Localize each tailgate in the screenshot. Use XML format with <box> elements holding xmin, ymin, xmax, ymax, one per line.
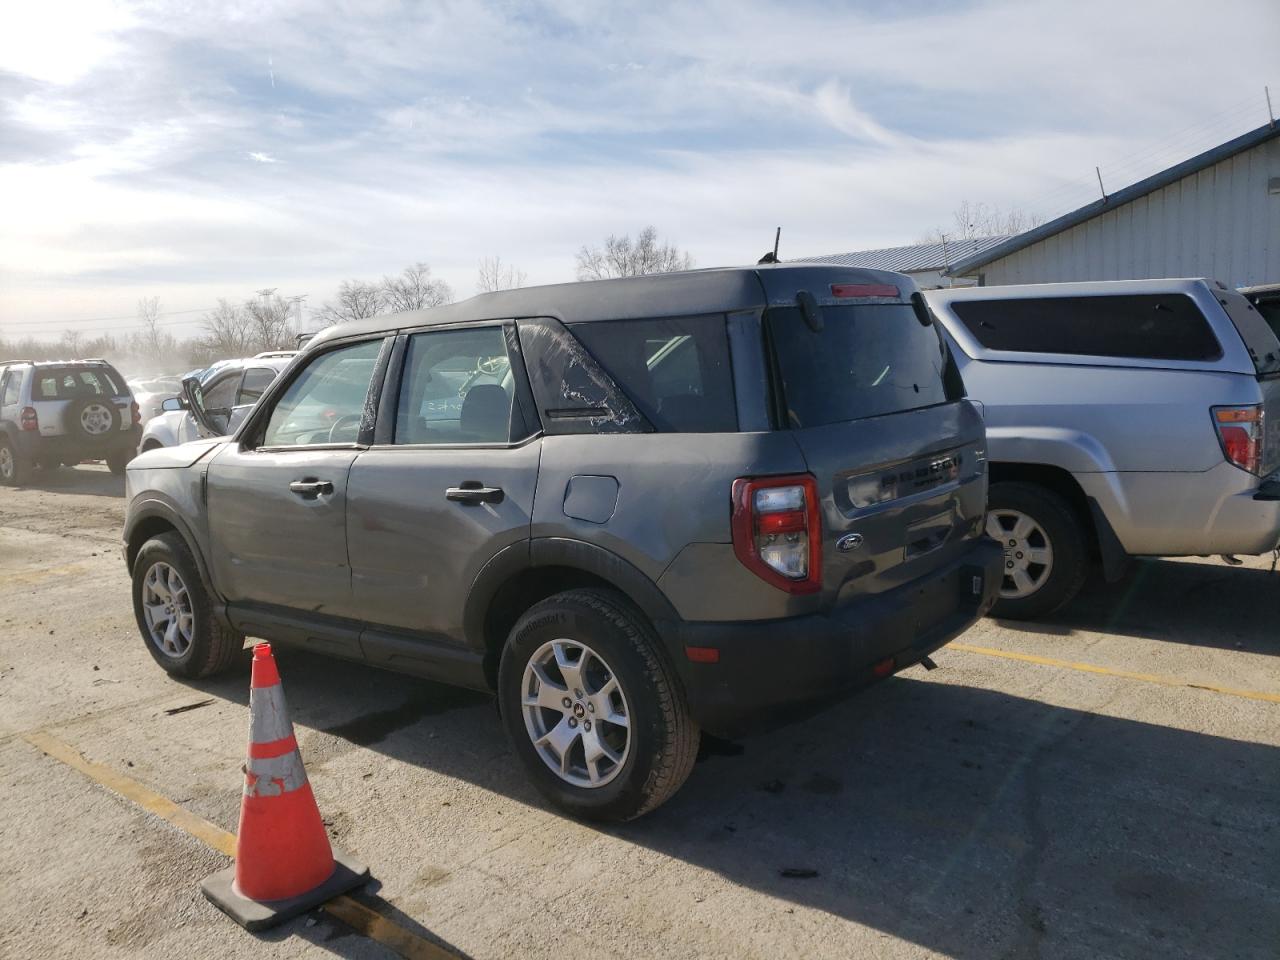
<box><xmin>791</xmin><ymin>403</ymin><xmax>988</xmax><ymax>604</ymax></box>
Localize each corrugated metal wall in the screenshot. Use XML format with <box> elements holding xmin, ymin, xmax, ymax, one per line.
<box><xmin>977</xmin><ymin>137</ymin><xmax>1280</xmax><ymax>287</ymax></box>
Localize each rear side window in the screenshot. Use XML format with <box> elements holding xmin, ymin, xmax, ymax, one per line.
<box><xmin>569</xmin><ymin>315</ymin><xmax>737</xmax><ymax>432</ymax></box>
<box><xmin>766</xmin><ymin>304</ymin><xmax>952</xmax><ymax>428</ymax></box>
<box><xmin>238</xmin><ymin>367</ymin><xmax>276</xmax><ymax>405</ymax></box>
<box><xmin>951</xmin><ymin>294</ymin><xmax>1222</xmax><ymax>361</ymax></box>
<box><xmin>1</xmin><ymin>374</ymin><xmax>19</xmax><ymax>406</ymax></box>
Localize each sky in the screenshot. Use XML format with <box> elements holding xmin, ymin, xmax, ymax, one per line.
<box><xmin>0</xmin><ymin>0</ymin><xmax>1277</xmax><ymax>340</ymax></box>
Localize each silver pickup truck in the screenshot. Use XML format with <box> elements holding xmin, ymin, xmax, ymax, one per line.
<box><xmin>927</xmin><ymin>278</ymin><xmax>1280</xmax><ymax>619</ymax></box>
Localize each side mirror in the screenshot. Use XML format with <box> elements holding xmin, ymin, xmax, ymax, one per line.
<box><xmin>161</xmin><ymin>397</ymin><xmax>185</xmax><ymax>412</ymax></box>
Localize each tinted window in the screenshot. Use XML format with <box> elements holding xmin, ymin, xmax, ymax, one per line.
<box><xmin>951</xmin><ymin>294</ymin><xmax>1221</xmax><ymax>361</ymax></box>
<box><xmin>238</xmin><ymin>367</ymin><xmax>276</xmax><ymax>406</ymax></box>
<box><xmin>766</xmin><ymin>304</ymin><xmax>952</xmax><ymax>428</ymax></box>
<box><xmin>395</xmin><ymin>327</ymin><xmax>517</xmax><ymax>444</ymax></box>
<box><xmin>261</xmin><ymin>339</ymin><xmax>382</xmax><ymax>447</ymax></box>
<box><xmin>570</xmin><ymin>315</ymin><xmax>737</xmax><ymax>433</ymax></box>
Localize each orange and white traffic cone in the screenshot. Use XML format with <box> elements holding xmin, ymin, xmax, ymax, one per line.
<box><xmin>201</xmin><ymin>643</ymin><xmax>369</xmax><ymax>931</ymax></box>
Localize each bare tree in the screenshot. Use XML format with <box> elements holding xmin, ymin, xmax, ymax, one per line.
<box><xmin>199</xmin><ymin>299</ymin><xmax>254</xmax><ymax>358</ymax></box>
<box><xmin>918</xmin><ymin>202</ymin><xmax>1044</xmax><ymax>244</ymax></box>
<box><xmin>130</xmin><ymin>296</ymin><xmax>178</xmax><ymax>364</ymax></box>
<box><xmin>315</xmin><ymin>280</ymin><xmax>384</xmax><ymax>325</ymax></box>
<box><xmin>576</xmin><ymin>226</ymin><xmax>694</xmax><ymax>281</ymax></box>
<box><xmin>476</xmin><ymin>256</ymin><xmax>528</xmax><ymax>294</ymax></box>
<box><xmin>381</xmin><ymin>262</ymin><xmax>453</xmax><ymax>313</ymax></box>
<box><xmin>245</xmin><ymin>291</ymin><xmax>295</xmax><ymax>352</ymax></box>
<box><xmin>60</xmin><ymin>329</ymin><xmax>85</xmax><ymax>354</ymax></box>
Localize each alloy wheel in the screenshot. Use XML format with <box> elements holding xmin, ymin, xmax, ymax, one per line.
<box><xmin>987</xmin><ymin>509</ymin><xmax>1054</xmax><ymax>599</ymax></box>
<box><xmin>141</xmin><ymin>561</ymin><xmax>195</xmax><ymax>658</ymax></box>
<box><xmin>521</xmin><ymin>638</ymin><xmax>631</xmax><ymax>788</ymax></box>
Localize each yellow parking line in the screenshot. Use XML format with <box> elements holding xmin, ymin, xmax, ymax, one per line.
<box><xmin>22</xmin><ymin>730</ymin><xmax>462</xmax><ymax>960</ymax></box>
<box><xmin>949</xmin><ymin>642</ymin><xmax>1280</xmax><ymax>705</ymax></box>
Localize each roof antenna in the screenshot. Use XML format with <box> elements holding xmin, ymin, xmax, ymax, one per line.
<box><xmin>757</xmin><ymin>226</ymin><xmax>781</xmax><ymax>264</ymax></box>
<box><xmin>1095</xmin><ymin>166</ymin><xmax>1108</xmax><ymax>203</ymax></box>
<box><xmin>1267</xmin><ymin>85</ymin><xmax>1276</xmax><ymax>129</ymax></box>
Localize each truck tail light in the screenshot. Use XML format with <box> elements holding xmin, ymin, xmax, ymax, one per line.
<box><xmin>19</xmin><ymin>406</ymin><xmax>38</xmax><ymax>432</ymax></box>
<box><xmin>1213</xmin><ymin>405</ymin><xmax>1263</xmax><ymax>474</ymax></box>
<box><xmin>731</xmin><ymin>474</ymin><xmax>822</xmax><ymax>594</ymax></box>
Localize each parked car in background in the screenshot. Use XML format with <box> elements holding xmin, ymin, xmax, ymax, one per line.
<box><xmin>123</xmin><ymin>265</ymin><xmax>1002</xmax><ymax>821</ymax></box>
<box><xmin>0</xmin><ymin>358</ymin><xmax>140</xmax><ymax>484</ymax></box>
<box><xmin>138</xmin><ymin>353</ymin><xmax>294</xmax><ymax>451</ymax></box>
<box><xmin>926</xmin><ymin>278</ymin><xmax>1280</xmax><ymax>619</ymax></box>
<box><xmin>127</xmin><ymin>376</ymin><xmax>183</xmax><ymax>426</ymax></box>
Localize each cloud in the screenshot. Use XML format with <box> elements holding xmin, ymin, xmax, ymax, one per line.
<box><xmin>1</xmin><ymin>0</ymin><xmax>1277</xmax><ymax>334</ymax></box>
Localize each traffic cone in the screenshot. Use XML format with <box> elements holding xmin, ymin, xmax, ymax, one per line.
<box><xmin>201</xmin><ymin>643</ymin><xmax>369</xmax><ymax>931</ymax></box>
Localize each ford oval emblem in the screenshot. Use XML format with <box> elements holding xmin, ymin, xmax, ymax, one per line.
<box><xmin>836</xmin><ymin>532</ymin><xmax>864</xmax><ymax>552</ymax></box>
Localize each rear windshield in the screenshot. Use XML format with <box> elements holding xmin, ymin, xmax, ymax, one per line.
<box><xmin>765</xmin><ymin>304</ymin><xmax>953</xmax><ymax>428</ymax></box>
<box><xmin>1218</xmin><ymin>290</ymin><xmax>1280</xmax><ymax>376</ymax></box>
<box><xmin>569</xmin><ymin>315</ymin><xmax>737</xmax><ymax>432</ymax></box>
<box><xmin>950</xmin><ymin>294</ymin><xmax>1222</xmax><ymax>361</ymax></box>
<box><xmin>34</xmin><ymin>366</ymin><xmax>123</xmax><ymax>400</ymax></box>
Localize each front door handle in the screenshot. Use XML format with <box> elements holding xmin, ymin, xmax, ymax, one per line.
<box><xmin>289</xmin><ymin>479</ymin><xmax>334</xmax><ymax>498</ymax></box>
<box><xmin>446</xmin><ymin>481</ymin><xmax>504</xmax><ymax>505</ymax></box>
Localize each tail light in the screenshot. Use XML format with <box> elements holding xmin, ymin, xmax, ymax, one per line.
<box><xmin>19</xmin><ymin>406</ymin><xmax>38</xmax><ymax>432</ymax></box>
<box><xmin>731</xmin><ymin>474</ymin><xmax>822</xmax><ymax>594</ymax></box>
<box><xmin>1213</xmin><ymin>405</ymin><xmax>1263</xmax><ymax>474</ymax></box>
<box><xmin>130</xmin><ymin>401</ymin><xmax>141</xmax><ymax>425</ymax></box>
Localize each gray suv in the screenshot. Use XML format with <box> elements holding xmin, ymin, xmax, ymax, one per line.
<box><xmin>123</xmin><ymin>265</ymin><xmax>1002</xmax><ymax>820</ymax></box>
<box><xmin>926</xmin><ymin>279</ymin><xmax>1280</xmax><ymax>619</ymax></box>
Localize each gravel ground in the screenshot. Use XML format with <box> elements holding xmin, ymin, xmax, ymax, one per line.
<box><xmin>1</xmin><ymin>464</ymin><xmax>1277</xmax><ymax>959</ymax></box>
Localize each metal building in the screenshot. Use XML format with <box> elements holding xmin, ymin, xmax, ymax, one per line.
<box><xmin>795</xmin><ymin>236</ymin><xmax>1011</xmax><ymax>289</ymax></box>
<box><xmin>949</xmin><ymin>122</ymin><xmax>1280</xmax><ymax>288</ymax></box>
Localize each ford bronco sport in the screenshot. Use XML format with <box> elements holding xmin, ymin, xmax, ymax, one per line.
<box><xmin>0</xmin><ymin>358</ymin><xmax>140</xmax><ymax>484</ymax></box>
<box><xmin>124</xmin><ymin>265</ymin><xmax>1001</xmax><ymax>820</ymax></box>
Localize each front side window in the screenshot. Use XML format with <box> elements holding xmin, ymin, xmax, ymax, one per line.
<box><xmin>951</xmin><ymin>294</ymin><xmax>1222</xmax><ymax>361</ymax></box>
<box><xmin>261</xmin><ymin>339</ymin><xmax>383</xmax><ymax>447</ymax></box>
<box><xmin>395</xmin><ymin>327</ymin><xmax>518</xmax><ymax>444</ymax></box>
<box><xmin>202</xmin><ymin>372</ymin><xmax>240</xmax><ymax>412</ymax></box>
<box><xmin>569</xmin><ymin>315</ymin><xmax>737</xmax><ymax>433</ymax></box>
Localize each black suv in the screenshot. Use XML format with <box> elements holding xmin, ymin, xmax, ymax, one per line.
<box><xmin>125</xmin><ymin>265</ymin><xmax>1001</xmax><ymax>820</ymax></box>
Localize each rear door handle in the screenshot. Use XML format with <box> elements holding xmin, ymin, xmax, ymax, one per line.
<box><xmin>446</xmin><ymin>482</ymin><xmax>504</xmax><ymax>505</ymax></box>
<box><xmin>289</xmin><ymin>479</ymin><xmax>334</xmax><ymax>498</ymax></box>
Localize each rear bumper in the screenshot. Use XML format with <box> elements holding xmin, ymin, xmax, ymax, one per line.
<box><xmin>672</xmin><ymin>537</ymin><xmax>1003</xmax><ymax>736</ymax></box>
<box><xmin>13</xmin><ymin>426</ymin><xmax>140</xmax><ymax>461</ymax></box>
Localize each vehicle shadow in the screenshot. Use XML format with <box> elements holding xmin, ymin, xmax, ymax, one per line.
<box><xmin>997</xmin><ymin>557</ymin><xmax>1280</xmax><ymax>655</ymax></box>
<box><xmin>16</xmin><ymin>463</ymin><xmax>125</xmax><ymax>499</ymax></box>
<box><xmin>189</xmin><ymin>650</ymin><xmax>1280</xmax><ymax>960</ymax></box>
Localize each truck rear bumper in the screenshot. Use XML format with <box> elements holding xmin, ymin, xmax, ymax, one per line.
<box><xmin>671</xmin><ymin>537</ymin><xmax>1003</xmax><ymax>736</ymax></box>
<box><xmin>14</xmin><ymin>426</ymin><xmax>140</xmax><ymax>462</ymax></box>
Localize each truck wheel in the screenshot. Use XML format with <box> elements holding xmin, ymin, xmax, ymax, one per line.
<box><xmin>986</xmin><ymin>482</ymin><xmax>1089</xmax><ymax>620</ymax></box>
<box><xmin>132</xmin><ymin>532</ymin><xmax>245</xmax><ymax>678</ymax></box>
<box><xmin>498</xmin><ymin>589</ymin><xmax>700</xmax><ymax>822</ymax></box>
<box><xmin>107</xmin><ymin>447</ymin><xmax>133</xmax><ymax>475</ymax></box>
<box><xmin>0</xmin><ymin>438</ymin><xmax>31</xmax><ymax>486</ymax></box>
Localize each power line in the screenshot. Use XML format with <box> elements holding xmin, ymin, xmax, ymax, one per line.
<box><xmin>0</xmin><ymin>305</ymin><xmax>217</xmax><ymax>330</ymax></box>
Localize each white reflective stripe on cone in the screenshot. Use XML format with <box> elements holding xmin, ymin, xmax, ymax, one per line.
<box><xmin>248</xmin><ymin>682</ymin><xmax>294</xmax><ymax>745</ymax></box>
<box><xmin>243</xmin><ymin>750</ymin><xmax>308</xmax><ymax>797</ymax></box>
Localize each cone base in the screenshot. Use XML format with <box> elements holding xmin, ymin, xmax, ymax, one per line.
<box><xmin>201</xmin><ymin>847</ymin><xmax>370</xmax><ymax>932</ymax></box>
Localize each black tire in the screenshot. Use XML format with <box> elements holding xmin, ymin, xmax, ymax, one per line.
<box><xmin>132</xmin><ymin>532</ymin><xmax>245</xmax><ymax>678</ymax></box>
<box><xmin>987</xmin><ymin>481</ymin><xmax>1090</xmax><ymax>620</ymax></box>
<box><xmin>107</xmin><ymin>447</ymin><xmax>133</xmax><ymax>475</ymax></box>
<box><xmin>62</xmin><ymin>395</ymin><xmax>121</xmax><ymax>441</ymax></box>
<box><xmin>0</xmin><ymin>436</ymin><xmax>31</xmax><ymax>486</ymax></box>
<box><xmin>498</xmin><ymin>588</ymin><xmax>700</xmax><ymax>822</ymax></box>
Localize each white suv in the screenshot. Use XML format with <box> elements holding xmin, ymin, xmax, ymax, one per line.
<box><xmin>0</xmin><ymin>359</ymin><xmax>140</xmax><ymax>485</ymax></box>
